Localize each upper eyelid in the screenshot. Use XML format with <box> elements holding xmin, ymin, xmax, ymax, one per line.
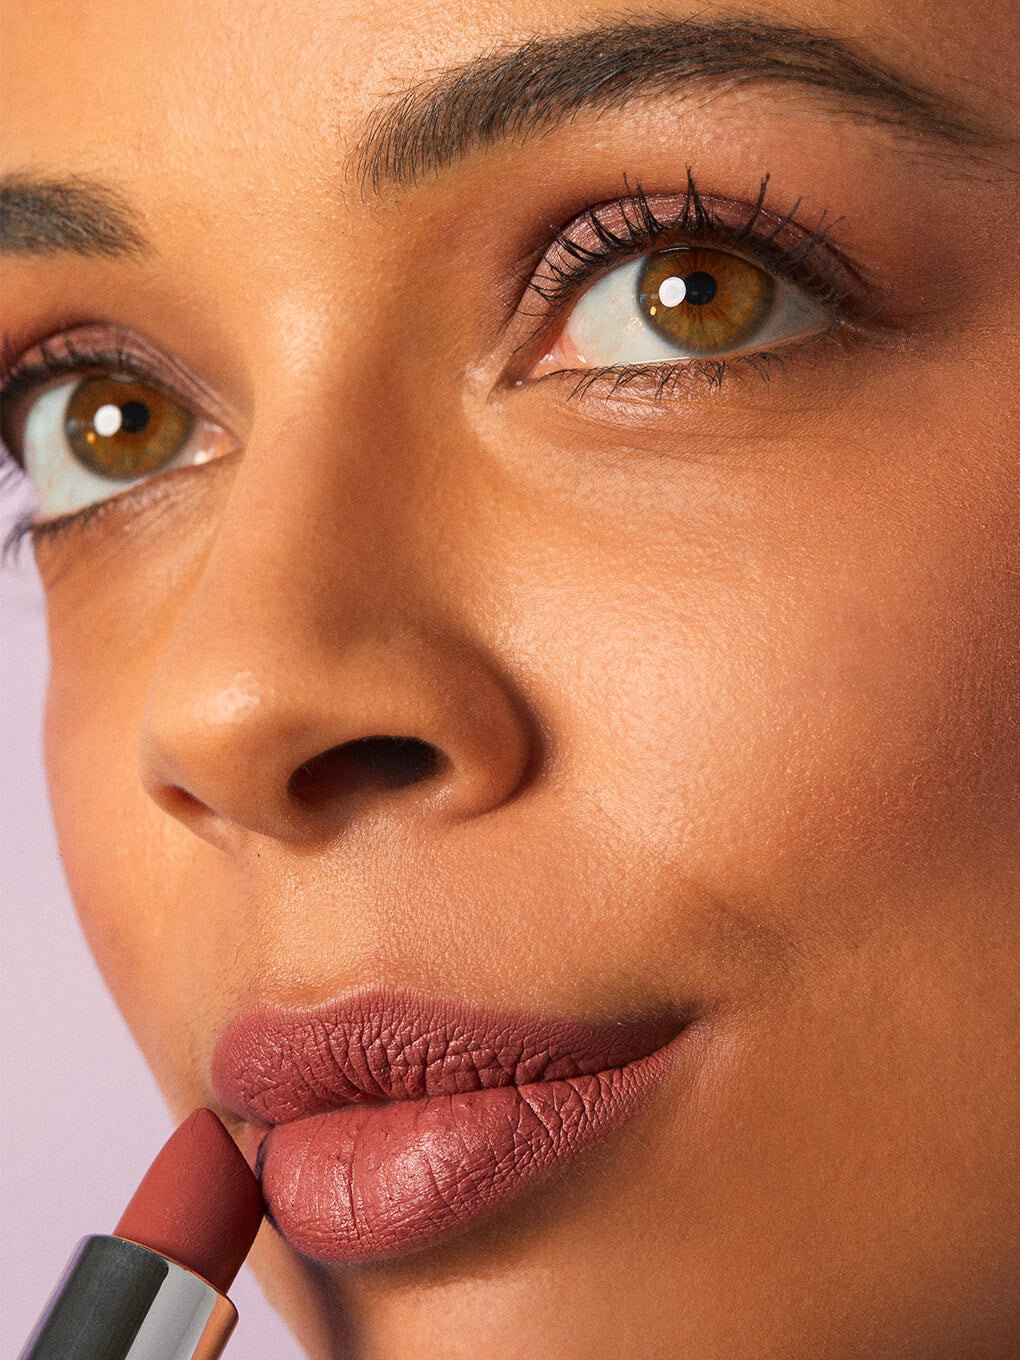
<box><xmin>521</xmin><ymin>182</ymin><xmax>881</xmax><ymax>325</ymax></box>
<box><xmin>493</xmin><ymin>180</ymin><xmax>896</xmax><ymax>404</ymax></box>
<box><xmin>0</xmin><ymin>326</ymin><xmax>244</xmax><ymax>446</ymax></box>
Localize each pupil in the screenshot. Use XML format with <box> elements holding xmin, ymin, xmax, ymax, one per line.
<box><xmin>119</xmin><ymin>400</ymin><xmax>150</xmax><ymax>433</ymax></box>
<box><xmin>683</xmin><ymin>271</ymin><xmax>717</xmax><ymax>307</ymax></box>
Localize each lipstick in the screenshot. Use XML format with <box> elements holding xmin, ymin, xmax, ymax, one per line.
<box><xmin>19</xmin><ymin>1108</ymin><xmax>263</xmax><ymax>1360</ymax></box>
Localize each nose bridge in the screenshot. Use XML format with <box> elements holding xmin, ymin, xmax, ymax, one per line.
<box><xmin>138</xmin><ymin>398</ymin><xmax>534</xmax><ymax>846</ymax></box>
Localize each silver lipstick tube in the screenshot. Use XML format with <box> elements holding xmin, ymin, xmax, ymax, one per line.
<box><xmin>19</xmin><ymin>1235</ymin><xmax>238</xmax><ymax>1360</ymax></box>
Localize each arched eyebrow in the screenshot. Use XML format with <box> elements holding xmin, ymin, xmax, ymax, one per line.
<box><xmin>0</xmin><ymin>14</ymin><xmax>1002</xmax><ymax>260</ymax></box>
<box><xmin>353</xmin><ymin>13</ymin><xmax>998</xmax><ymax>193</ymax></box>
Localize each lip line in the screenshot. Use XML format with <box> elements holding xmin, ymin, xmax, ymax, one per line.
<box><xmin>211</xmin><ymin>984</ymin><xmax>693</xmax><ymax>1127</ymax></box>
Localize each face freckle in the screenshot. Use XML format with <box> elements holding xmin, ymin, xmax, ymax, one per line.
<box><xmin>4</xmin><ymin>0</ymin><xmax>1020</xmax><ymax>1355</ymax></box>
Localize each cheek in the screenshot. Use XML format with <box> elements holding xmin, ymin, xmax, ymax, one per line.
<box><xmin>752</xmin><ymin>495</ymin><xmax>1019</xmax><ymax>908</ymax></box>
<box><xmin>44</xmin><ymin>658</ymin><xmax>152</xmax><ymax>987</ymax></box>
<box><xmin>37</xmin><ymin>474</ymin><xmax>231</xmax><ymax>1052</ymax></box>
<box><xmin>529</xmin><ymin>455</ymin><xmax>1019</xmax><ymax>930</ymax></box>
<box><xmin>704</xmin><ymin>576</ymin><xmax>1013</xmax><ymax>927</ymax></box>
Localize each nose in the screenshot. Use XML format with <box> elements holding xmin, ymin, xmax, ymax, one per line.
<box><xmin>137</xmin><ymin>427</ymin><xmax>535</xmax><ymax>849</ymax></box>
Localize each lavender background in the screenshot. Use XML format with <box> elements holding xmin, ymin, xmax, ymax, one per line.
<box><xmin>0</xmin><ymin>476</ymin><xmax>303</xmax><ymax>1358</ymax></box>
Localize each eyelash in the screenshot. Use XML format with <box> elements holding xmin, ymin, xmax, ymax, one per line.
<box><xmin>0</xmin><ymin>171</ymin><xmax>869</xmax><ymax>554</ymax></box>
<box><xmin>518</xmin><ymin>169</ymin><xmax>865</xmax><ymax>398</ymax></box>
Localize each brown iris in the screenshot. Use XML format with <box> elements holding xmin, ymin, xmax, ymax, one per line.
<box><xmin>65</xmin><ymin>375</ymin><xmax>194</xmax><ymax>480</ymax></box>
<box><xmin>637</xmin><ymin>247</ymin><xmax>774</xmax><ymax>355</ymax></box>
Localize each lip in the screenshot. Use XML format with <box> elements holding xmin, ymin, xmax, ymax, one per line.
<box><xmin>211</xmin><ymin>987</ymin><xmax>691</xmax><ymax>1262</ymax></box>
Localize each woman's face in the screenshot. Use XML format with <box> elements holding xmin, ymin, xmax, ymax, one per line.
<box><xmin>3</xmin><ymin>0</ymin><xmax>1018</xmax><ymax>1354</ymax></box>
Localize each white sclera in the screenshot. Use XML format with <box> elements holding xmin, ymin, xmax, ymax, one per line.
<box><xmin>23</xmin><ymin>382</ymin><xmax>131</xmax><ymax>513</ymax></box>
<box><xmin>565</xmin><ymin>259</ymin><xmax>685</xmax><ymax>365</ymax></box>
<box><xmin>92</xmin><ymin>403</ymin><xmax>124</xmax><ymax>437</ymax></box>
<box><xmin>657</xmin><ymin>276</ymin><xmax>687</xmax><ymax>308</ymax></box>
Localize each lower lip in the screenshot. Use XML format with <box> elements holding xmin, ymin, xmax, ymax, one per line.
<box><xmin>254</xmin><ymin>1038</ymin><xmax>681</xmax><ymax>1262</ymax></box>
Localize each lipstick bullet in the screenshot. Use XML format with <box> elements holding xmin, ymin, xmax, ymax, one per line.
<box><xmin>19</xmin><ymin>1108</ymin><xmax>263</xmax><ymax>1360</ymax></box>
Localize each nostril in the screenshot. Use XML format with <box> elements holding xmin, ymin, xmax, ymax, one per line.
<box><xmin>343</xmin><ymin>736</ymin><xmax>443</xmax><ymax>789</ymax></box>
<box><xmin>288</xmin><ymin>736</ymin><xmax>444</xmax><ymax>804</ymax></box>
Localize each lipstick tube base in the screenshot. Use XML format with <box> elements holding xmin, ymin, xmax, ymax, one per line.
<box><xmin>19</xmin><ymin>1235</ymin><xmax>238</xmax><ymax>1360</ymax></box>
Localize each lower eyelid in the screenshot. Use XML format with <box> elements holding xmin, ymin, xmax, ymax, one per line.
<box><xmin>528</xmin><ymin>320</ymin><xmax>853</xmax><ymax>407</ymax></box>
<box><xmin>24</xmin><ymin>448</ymin><xmax>234</xmax><ymax>547</ymax></box>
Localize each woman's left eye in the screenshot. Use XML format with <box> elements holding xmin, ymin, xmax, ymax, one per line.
<box><xmin>5</xmin><ymin>370</ymin><xmax>233</xmax><ymax>520</ymax></box>
<box><xmin>532</xmin><ymin>245</ymin><xmax>829</xmax><ymax>374</ymax></box>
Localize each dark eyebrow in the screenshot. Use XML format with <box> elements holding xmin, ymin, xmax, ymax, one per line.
<box><xmin>354</xmin><ymin>13</ymin><xmax>995</xmax><ymax>192</ymax></box>
<box><xmin>0</xmin><ymin>173</ymin><xmax>150</xmax><ymax>259</ymax></box>
<box><xmin>0</xmin><ymin>17</ymin><xmax>997</xmax><ymax>259</ymax></box>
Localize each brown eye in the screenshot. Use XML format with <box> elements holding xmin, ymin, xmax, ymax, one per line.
<box><xmin>637</xmin><ymin>247</ymin><xmax>775</xmax><ymax>356</ymax></box>
<box><xmin>65</xmin><ymin>375</ymin><xmax>195</xmax><ymax>480</ymax></box>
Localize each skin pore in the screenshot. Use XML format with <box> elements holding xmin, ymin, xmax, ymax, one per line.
<box><xmin>2</xmin><ymin>0</ymin><xmax>1018</xmax><ymax>1355</ymax></box>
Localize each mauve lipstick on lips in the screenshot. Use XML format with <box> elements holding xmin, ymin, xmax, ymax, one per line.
<box><xmin>212</xmin><ymin>988</ymin><xmax>688</xmax><ymax>1262</ymax></box>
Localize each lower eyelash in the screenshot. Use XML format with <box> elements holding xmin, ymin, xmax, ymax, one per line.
<box><xmin>1</xmin><ymin>511</ymin><xmax>37</xmax><ymax>567</ymax></box>
<box><xmin>536</xmin><ymin>323</ymin><xmax>846</xmax><ymax>403</ymax></box>
<box><xmin>0</xmin><ymin>449</ymin><xmax>37</xmax><ymax>566</ymax></box>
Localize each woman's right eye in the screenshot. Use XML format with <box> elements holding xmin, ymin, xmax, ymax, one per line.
<box><xmin>3</xmin><ymin>370</ymin><xmax>233</xmax><ymax>521</ymax></box>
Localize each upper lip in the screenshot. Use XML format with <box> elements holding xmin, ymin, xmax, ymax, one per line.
<box><xmin>211</xmin><ymin>986</ymin><xmax>688</xmax><ymax>1126</ymax></box>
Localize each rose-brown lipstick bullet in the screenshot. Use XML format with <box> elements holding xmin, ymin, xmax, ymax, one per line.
<box><xmin>19</xmin><ymin>1108</ymin><xmax>263</xmax><ymax>1360</ymax></box>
